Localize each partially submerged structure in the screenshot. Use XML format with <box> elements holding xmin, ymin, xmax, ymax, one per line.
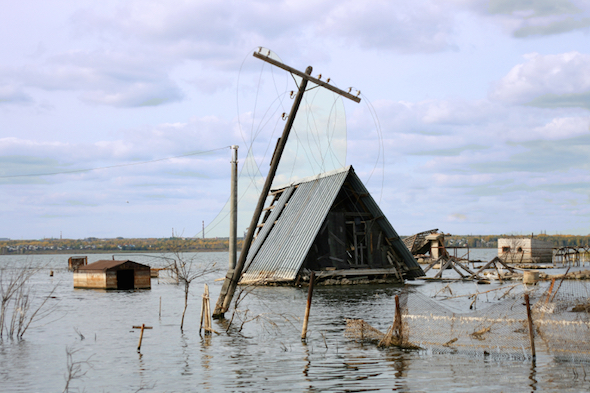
<box><xmin>74</xmin><ymin>260</ymin><xmax>151</xmax><ymax>290</ymax></box>
<box><xmin>402</xmin><ymin>229</ymin><xmax>439</xmax><ymax>257</ymax></box>
<box><xmin>498</xmin><ymin>237</ymin><xmax>553</xmax><ymax>264</ymax></box>
<box><xmin>68</xmin><ymin>256</ymin><xmax>87</xmax><ymax>271</ymax></box>
<box><xmin>240</xmin><ymin>166</ymin><xmax>424</xmax><ymax>285</ymax></box>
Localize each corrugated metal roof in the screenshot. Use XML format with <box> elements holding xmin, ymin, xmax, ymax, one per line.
<box><xmin>241</xmin><ymin>167</ymin><xmax>349</xmax><ymax>283</ymax></box>
<box><xmin>77</xmin><ymin>260</ymin><xmax>149</xmax><ymax>272</ymax></box>
<box><xmin>241</xmin><ymin>166</ymin><xmax>423</xmax><ymax>283</ymax></box>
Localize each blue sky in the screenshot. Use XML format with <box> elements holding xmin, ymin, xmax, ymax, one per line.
<box><xmin>1</xmin><ymin>0</ymin><xmax>590</xmax><ymax>239</ymax></box>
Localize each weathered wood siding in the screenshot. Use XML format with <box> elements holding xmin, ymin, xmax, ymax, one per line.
<box><xmin>134</xmin><ymin>270</ymin><xmax>151</xmax><ymax>289</ymax></box>
<box><xmin>73</xmin><ymin>272</ymin><xmax>108</xmax><ymax>289</ymax></box>
<box><xmin>106</xmin><ymin>271</ymin><xmax>118</xmax><ymax>289</ymax></box>
<box><xmin>74</xmin><ymin>267</ymin><xmax>151</xmax><ymax>289</ymax></box>
<box><xmin>498</xmin><ymin>238</ymin><xmax>553</xmax><ymax>264</ymax></box>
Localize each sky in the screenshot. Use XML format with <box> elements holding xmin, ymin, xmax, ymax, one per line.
<box><xmin>1</xmin><ymin>0</ymin><xmax>590</xmax><ymax>240</ymax></box>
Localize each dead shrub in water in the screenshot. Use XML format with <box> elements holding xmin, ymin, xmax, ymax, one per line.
<box><xmin>0</xmin><ymin>263</ymin><xmax>58</xmax><ymax>340</ymax></box>
<box><xmin>160</xmin><ymin>238</ymin><xmax>220</xmax><ymax>331</ymax></box>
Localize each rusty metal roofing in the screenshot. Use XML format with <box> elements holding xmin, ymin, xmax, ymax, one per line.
<box><xmin>240</xmin><ymin>166</ymin><xmax>423</xmax><ymax>284</ymax></box>
<box><xmin>76</xmin><ymin>260</ymin><xmax>149</xmax><ymax>272</ymax></box>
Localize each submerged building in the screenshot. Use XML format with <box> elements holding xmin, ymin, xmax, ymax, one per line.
<box><xmin>498</xmin><ymin>237</ymin><xmax>553</xmax><ymax>264</ymax></box>
<box><xmin>240</xmin><ymin>166</ymin><xmax>424</xmax><ymax>285</ymax></box>
<box><xmin>74</xmin><ymin>260</ymin><xmax>151</xmax><ymax>289</ymax></box>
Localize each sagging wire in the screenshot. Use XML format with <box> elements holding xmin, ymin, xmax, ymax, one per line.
<box><xmin>358</xmin><ymin>92</ymin><xmax>386</xmax><ymax>205</ymax></box>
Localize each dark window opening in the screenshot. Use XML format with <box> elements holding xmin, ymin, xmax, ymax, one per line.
<box><xmin>502</xmin><ymin>246</ymin><xmax>511</xmax><ymax>253</ymax></box>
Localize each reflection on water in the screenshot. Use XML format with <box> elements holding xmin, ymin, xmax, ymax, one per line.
<box><xmin>0</xmin><ymin>251</ymin><xmax>588</xmax><ymax>392</ymax></box>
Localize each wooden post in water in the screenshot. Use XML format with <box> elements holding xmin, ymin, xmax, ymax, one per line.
<box><xmin>132</xmin><ymin>324</ymin><xmax>153</xmax><ymax>351</ymax></box>
<box><xmin>524</xmin><ymin>293</ymin><xmax>536</xmax><ymax>360</ymax></box>
<box><xmin>200</xmin><ymin>284</ymin><xmax>215</xmax><ymax>335</ymax></box>
<box><xmin>301</xmin><ymin>272</ymin><xmax>315</xmax><ymax>340</ymax></box>
<box><xmin>394</xmin><ymin>295</ymin><xmax>402</xmax><ymax>344</ymax></box>
<box><xmin>212</xmin><ymin>49</ymin><xmax>360</xmax><ymax>319</ymax></box>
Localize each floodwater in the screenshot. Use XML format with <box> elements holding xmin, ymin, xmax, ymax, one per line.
<box><xmin>0</xmin><ymin>250</ymin><xmax>589</xmax><ymax>392</ymax></box>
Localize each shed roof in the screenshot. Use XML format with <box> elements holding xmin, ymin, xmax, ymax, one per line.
<box><xmin>241</xmin><ymin>166</ymin><xmax>423</xmax><ymax>283</ymax></box>
<box><xmin>76</xmin><ymin>260</ymin><xmax>149</xmax><ymax>272</ymax></box>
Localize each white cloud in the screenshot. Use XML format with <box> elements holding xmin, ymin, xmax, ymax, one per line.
<box><xmin>490</xmin><ymin>52</ymin><xmax>590</xmax><ymax>106</ymax></box>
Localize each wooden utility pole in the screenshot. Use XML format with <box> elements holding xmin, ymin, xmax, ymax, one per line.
<box><xmin>212</xmin><ymin>49</ymin><xmax>361</xmax><ymax>319</ymax></box>
<box><xmin>229</xmin><ymin>145</ymin><xmax>238</xmax><ymax>270</ymax></box>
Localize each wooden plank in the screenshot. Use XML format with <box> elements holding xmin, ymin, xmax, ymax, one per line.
<box><xmin>253</xmin><ymin>51</ymin><xmax>361</xmax><ymax>103</ymax></box>
<box><xmin>315</xmin><ymin>268</ymin><xmax>401</xmax><ymax>277</ymax></box>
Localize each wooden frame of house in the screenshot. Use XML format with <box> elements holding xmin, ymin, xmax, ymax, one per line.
<box><xmin>73</xmin><ymin>260</ymin><xmax>151</xmax><ymax>289</ymax></box>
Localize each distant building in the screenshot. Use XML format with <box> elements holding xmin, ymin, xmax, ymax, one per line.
<box><xmin>498</xmin><ymin>237</ymin><xmax>553</xmax><ymax>264</ymax></box>
<box><xmin>68</xmin><ymin>256</ymin><xmax>87</xmax><ymax>271</ymax></box>
<box><xmin>74</xmin><ymin>260</ymin><xmax>151</xmax><ymax>289</ymax></box>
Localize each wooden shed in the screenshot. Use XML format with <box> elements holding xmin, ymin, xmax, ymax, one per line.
<box><xmin>73</xmin><ymin>260</ymin><xmax>151</xmax><ymax>290</ymax></box>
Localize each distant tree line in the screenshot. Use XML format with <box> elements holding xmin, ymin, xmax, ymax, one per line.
<box><xmin>3</xmin><ymin>234</ymin><xmax>590</xmax><ymax>255</ymax></box>
<box><xmin>443</xmin><ymin>234</ymin><xmax>590</xmax><ymax>249</ymax></box>
<box><xmin>0</xmin><ymin>237</ymin><xmax>243</xmax><ymax>255</ymax></box>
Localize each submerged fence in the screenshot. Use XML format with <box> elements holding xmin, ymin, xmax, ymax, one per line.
<box><xmin>346</xmin><ymin>280</ymin><xmax>590</xmax><ymax>362</ymax></box>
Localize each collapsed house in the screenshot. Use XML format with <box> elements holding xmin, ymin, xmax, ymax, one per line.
<box><xmin>240</xmin><ymin>166</ymin><xmax>424</xmax><ymax>285</ymax></box>
<box><xmin>74</xmin><ymin>260</ymin><xmax>151</xmax><ymax>290</ymax></box>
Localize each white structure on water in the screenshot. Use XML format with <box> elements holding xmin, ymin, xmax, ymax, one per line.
<box><xmin>498</xmin><ymin>237</ymin><xmax>553</xmax><ymax>264</ymax></box>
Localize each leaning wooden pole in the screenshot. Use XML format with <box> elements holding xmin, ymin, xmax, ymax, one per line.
<box><xmin>212</xmin><ymin>63</ymin><xmax>313</xmax><ymax>319</ymax></box>
<box><xmin>229</xmin><ymin>145</ymin><xmax>239</xmax><ymax>271</ymax></box>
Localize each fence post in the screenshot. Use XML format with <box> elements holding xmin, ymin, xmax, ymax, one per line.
<box><xmin>525</xmin><ymin>293</ymin><xmax>536</xmax><ymax>360</ymax></box>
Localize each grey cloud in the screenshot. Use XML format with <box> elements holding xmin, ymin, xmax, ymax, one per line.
<box><xmin>470</xmin><ymin>134</ymin><xmax>590</xmax><ymax>173</ymax></box>
<box><xmin>488</xmin><ymin>0</ymin><xmax>581</xmax><ymax>17</ymax></box>
<box><xmin>410</xmin><ymin>144</ymin><xmax>489</xmax><ymax>157</ymax></box>
<box><xmin>514</xmin><ymin>16</ymin><xmax>590</xmax><ymax>37</ymax></box>
<box><xmin>12</xmin><ymin>50</ymin><xmax>184</xmax><ymax>108</ymax></box>
<box><xmin>526</xmin><ymin>91</ymin><xmax>590</xmax><ymax>110</ymax></box>
<box><xmin>72</xmin><ymin>0</ymin><xmax>461</xmax><ymax>66</ymax></box>
<box><xmin>0</xmin><ymin>85</ymin><xmax>32</xmax><ymax>105</ymax></box>
<box><xmin>485</xmin><ymin>0</ymin><xmax>590</xmax><ymax>38</ymax></box>
<box><xmin>316</xmin><ymin>0</ymin><xmax>457</xmax><ymax>53</ymax></box>
<box><xmin>466</xmin><ymin>180</ymin><xmax>590</xmax><ymax>197</ymax></box>
<box><xmin>79</xmin><ymin>82</ymin><xmax>183</xmax><ymax>108</ymax></box>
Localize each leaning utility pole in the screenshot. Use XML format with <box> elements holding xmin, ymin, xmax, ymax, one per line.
<box><xmin>212</xmin><ymin>49</ymin><xmax>361</xmax><ymax>319</ymax></box>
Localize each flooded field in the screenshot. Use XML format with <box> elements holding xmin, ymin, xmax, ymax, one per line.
<box><xmin>1</xmin><ymin>250</ymin><xmax>589</xmax><ymax>392</ymax></box>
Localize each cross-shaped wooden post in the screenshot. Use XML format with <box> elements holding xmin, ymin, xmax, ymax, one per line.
<box><xmin>213</xmin><ymin>48</ymin><xmax>361</xmax><ymax>319</ymax></box>
<box><xmin>132</xmin><ymin>324</ymin><xmax>153</xmax><ymax>351</ymax></box>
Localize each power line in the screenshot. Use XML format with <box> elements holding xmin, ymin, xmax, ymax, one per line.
<box><xmin>0</xmin><ymin>146</ymin><xmax>231</xmax><ymax>179</ymax></box>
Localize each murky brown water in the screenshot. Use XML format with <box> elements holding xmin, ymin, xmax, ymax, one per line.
<box><xmin>0</xmin><ymin>251</ymin><xmax>588</xmax><ymax>392</ymax></box>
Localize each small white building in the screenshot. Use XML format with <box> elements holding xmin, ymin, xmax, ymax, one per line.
<box><xmin>498</xmin><ymin>237</ymin><xmax>553</xmax><ymax>264</ymax></box>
